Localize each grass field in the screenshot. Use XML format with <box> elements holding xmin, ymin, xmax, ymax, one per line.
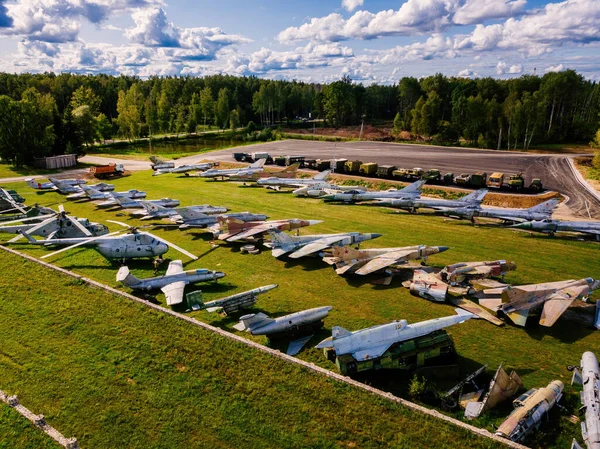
<box><xmin>0</xmin><ymin>250</ymin><xmax>503</xmax><ymax>449</ymax></box>
<box><xmin>0</xmin><ymin>163</ymin><xmax>93</xmax><ymax>179</ymax></box>
<box><xmin>0</xmin><ymin>403</ymin><xmax>62</xmax><ymax>449</ymax></box>
<box><xmin>2</xmin><ymin>170</ymin><xmax>600</xmax><ymax>448</ymax></box>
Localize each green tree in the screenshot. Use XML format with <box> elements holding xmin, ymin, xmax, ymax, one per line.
<box><xmin>323</xmin><ymin>75</ymin><xmax>355</xmax><ymax>128</ymax></box>
<box><xmin>392</xmin><ymin>112</ymin><xmax>402</xmax><ymax>135</ymax></box>
<box><xmin>215</xmin><ymin>88</ymin><xmax>230</xmax><ymax>129</ymax></box>
<box><xmin>199</xmin><ymin>87</ymin><xmax>214</xmax><ymax>131</ymax></box>
<box><xmin>229</xmin><ymin>109</ymin><xmax>240</xmax><ymax>130</ymax></box>
<box><xmin>96</xmin><ymin>113</ymin><xmax>113</xmax><ymax>143</ymax></box>
<box><xmin>72</xmin><ymin>105</ymin><xmax>97</xmax><ymax>147</ymax></box>
<box><xmin>70</xmin><ymin>86</ymin><xmax>101</xmax><ymax>115</ymax></box>
<box><xmin>115</xmin><ymin>84</ymin><xmax>143</xmax><ymax>140</ymax></box>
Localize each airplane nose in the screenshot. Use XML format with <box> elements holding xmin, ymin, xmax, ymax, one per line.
<box><xmin>511</xmin><ymin>222</ymin><xmax>529</xmax><ymax>229</ymax></box>
<box><xmin>370</xmin><ymin>233</ymin><xmax>382</xmax><ymax>239</ymax></box>
<box><xmin>321</xmin><ymin>195</ymin><xmax>335</xmax><ymax>201</ymax></box>
<box><xmin>437</xmin><ymin>246</ymin><xmax>450</xmax><ymax>253</ymax></box>
<box><xmin>215</xmin><ymin>271</ymin><xmax>226</xmax><ymax>279</ymax></box>
<box><xmin>157</xmin><ymin>242</ymin><xmax>169</xmax><ymax>254</ymax></box>
<box><xmin>307</xmin><ymin>220</ymin><xmax>323</xmax><ymax>226</ymax></box>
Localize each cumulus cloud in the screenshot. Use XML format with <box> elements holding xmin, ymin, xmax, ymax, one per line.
<box><xmin>496</xmin><ymin>61</ymin><xmax>522</xmax><ymax>75</ymax></box>
<box><xmin>508</xmin><ymin>63</ymin><xmax>521</xmax><ymax>73</ymax></box>
<box><xmin>342</xmin><ymin>0</ymin><xmax>364</xmax><ymax>12</ymax></box>
<box><xmin>546</xmin><ymin>63</ymin><xmax>565</xmax><ymax>72</ymax></box>
<box><xmin>125</xmin><ymin>7</ymin><xmax>251</xmax><ymax>60</ymax></box>
<box><xmin>1</xmin><ymin>0</ymin><xmax>159</xmax><ymax>42</ymax></box>
<box><xmin>458</xmin><ymin>68</ymin><xmax>477</xmax><ymax>78</ymax></box>
<box><xmin>278</xmin><ymin>0</ymin><xmax>527</xmax><ymax>43</ymax></box>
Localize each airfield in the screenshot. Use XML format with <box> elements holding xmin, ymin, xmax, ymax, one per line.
<box><xmin>1</xmin><ymin>143</ymin><xmax>600</xmax><ymax>449</ymax></box>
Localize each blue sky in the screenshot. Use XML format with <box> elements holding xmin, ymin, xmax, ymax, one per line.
<box><xmin>0</xmin><ymin>0</ymin><xmax>598</xmax><ymax>82</ymax></box>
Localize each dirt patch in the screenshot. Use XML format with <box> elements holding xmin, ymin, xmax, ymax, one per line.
<box><xmin>283</xmin><ymin>125</ymin><xmax>395</xmax><ymax>141</ymax></box>
<box><xmin>574</xmin><ymin>156</ymin><xmax>600</xmax><ymax>192</ymax></box>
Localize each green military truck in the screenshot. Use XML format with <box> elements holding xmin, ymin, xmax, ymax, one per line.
<box><xmin>324</xmin><ymin>330</ymin><xmax>456</xmax><ymax>375</ymax></box>
<box><xmin>359</xmin><ymin>162</ymin><xmax>378</xmax><ymax>176</ymax></box>
<box><xmin>508</xmin><ymin>173</ymin><xmax>525</xmax><ymax>190</ymax></box>
<box><xmin>529</xmin><ymin>178</ymin><xmax>543</xmax><ymax>192</ymax></box>
<box><xmin>422</xmin><ymin>169</ymin><xmax>441</xmax><ymax>183</ymax></box>
<box><xmin>345</xmin><ymin>160</ymin><xmax>362</xmax><ymax>174</ymax></box>
<box><xmin>469</xmin><ymin>172</ymin><xmax>487</xmax><ymax>187</ymax></box>
<box><xmin>377</xmin><ymin>165</ymin><xmax>397</xmax><ymax>178</ymax></box>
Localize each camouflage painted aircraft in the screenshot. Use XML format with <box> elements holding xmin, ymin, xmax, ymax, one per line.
<box><xmin>266</xmin><ymin>229</ymin><xmax>381</xmax><ymax>258</ymax></box>
<box><xmin>176</xmin><ymin>210</ymin><xmax>268</xmax><ymax>229</ymax></box>
<box><xmin>228</xmin><ymin>163</ymin><xmax>300</xmax><ymax>182</ymax></box>
<box><xmin>512</xmin><ymin>219</ymin><xmax>600</xmax><ymax>241</ymax></box>
<box><xmin>373</xmin><ymin>189</ymin><xmax>487</xmax><ymax>213</ymax></box>
<box><xmin>439</xmin><ymin>198</ymin><xmax>560</xmax><ymax>223</ymax></box>
<box><xmin>478</xmin><ymin>277</ymin><xmax>599</xmax><ymax>327</ymax></box>
<box><xmin>212</xmin><ymin>216</ymin><xmax>321</xmax><ymax>242</ymax></box>
<box><xmin>200</xmin><ymin>159</ymin><xmax>266</xmax><ymax>179</ymax></box>
<box><xmin>323</xmin><ymin>244</ymin><xmax>448</xmax><ymax>276</ymax></box>
<box><xmin>321</xmin><ymin>180</ymin><xmax>425</xmax><ymax>203</ymax></box>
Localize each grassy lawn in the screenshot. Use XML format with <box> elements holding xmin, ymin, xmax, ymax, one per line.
<box><xmin>0</xmin><ymin>250</ymin><xmax>503</xmax><ymax>449</ymax></box>
<box><xmin>0</xmin><ymin>403</ymin><xmax>63</xmax><ymax>449</ymax></box>
<box><xmin>2</xmin><ymin>170</ymin><xmax>600</xmax><ymax>448</ymax></box>
<box><xmin>0</xmin><ymin>162</ymin><xmax>94</xmax><ymax>180</ymax></box>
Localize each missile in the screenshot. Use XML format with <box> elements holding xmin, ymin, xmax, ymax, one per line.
<box><xmin>571</xmin><ymin>352</ymin><xmax>600</xmax><ymax>449</ymax></box>
<box><xmin>234</xmin><ymin>306</ymin><xmax>332</xmax><ymax>336</ymax></box>
<box><xmin>186</xmin><ymin>284</ymin><xmax>278</xmax><ymax>314</ymax></box>
<box><xmin>316</xmin><ymin>309</ymin><xmax>472</xmax><ymax>361</ymax></box>
<box><xmin>496</xmin><ymin>380</ymin><xmax>564</xmax><ymax>443</ymax></box>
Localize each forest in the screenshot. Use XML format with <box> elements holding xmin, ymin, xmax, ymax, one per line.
<box><xmin>0</xmin><ymin>70</ymin><xmax>598</xmax><ymax>166</ymax></box>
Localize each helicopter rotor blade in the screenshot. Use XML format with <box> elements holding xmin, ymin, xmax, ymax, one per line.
<box><xmin>58</xmin><ymin>204</ymin><xmax>65</xmax><ymax>213</ymax></box>
<box><xmin>7</xmin><ymin>216</ymin><xmax>56</xmax><ymax>243</ymax></box>
<box><xmin>106</xmin><ymin>219</ymin><xmax>131</xmax><ymax>229</ymax></box>
<box><xmin>0</xmin><ymin>214</ymin><xmax>55</xmax><ymax>226</ymax></box>
<box><xmin>40</xmin><ymin>231</ymin><xmax>121</xmax><ymax>259</ymax></box>
<box><xmin>142</xmin><ymin>231</ymin><xmax>198</xmax><ymax>260</ymax></box>
<box><xmin>65</xmin><ymin>214</ymin><xmax>93</xmax><ymax>237</ymax></box>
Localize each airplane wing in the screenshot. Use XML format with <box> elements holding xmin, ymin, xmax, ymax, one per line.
<box><xmin>353</xmin><ymin>344</ymin><xmax>391</xmax><ymax>361</ymax></box>
<box><xmin>165</xmin><ymin>260</ymin><xmax>184</xmax><ymax>276</ymax></box>
<box><xmin>354</xmin><ymin>249</ymin><xmax>416</xmax><ymax>275</ymax></box>
<box><xmin>226</xmin><ymin>223</ymin><xmax>280</xmax><ymax>242</ymax></box>
<box><xmin>286</xmin><ymin>335</ymin><xmax>314</xmax><ymax>356</ymax></box>
<box><xmin>161</xmin><ymin>281</ymin><xmax>186</xmax><ymax>306</ymax></box>
<box><xmin>494</xmin><ymin>216</ymin><xmax>527</xmax><ymax>223</ymax></box>
<box><xmin>447</xmin><ymin>297</ymin><xmax>504</xmax><ymax>326</ymax></box>
<box><xmin>288</xmin><ymin>236</ymin><xmax>347</xmax><ymax>259</ymax></box>
<box><xmin>539</xmin><ymin>291</ymin><xmax>579</xmax><ymax>327</ymax></box>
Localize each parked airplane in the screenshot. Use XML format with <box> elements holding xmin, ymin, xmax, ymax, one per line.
<box><xmin>176</xmin><ymin>210</ymin><xmax>268</xmax><ymax>229</ymax></box>
<box><xmin>512</xmin><ymin>219</ymin><xmax>600</xmax><ymax>241</ymax></box>
<box><xmin>132</xmin><ymin>203</ymin><xmax>227</xmax><ymax>220</ymax></box>
<box><xmin>256</xmin><ymin>169</ymin><xmax>330</xmax><ymax>189</ymax></box>
<box><xmin>440</xmin><ymin>198</ymin><xmax>560</xmax><ymax>223</ymax></box>
<box><xmin>292</xmin><ymin>182</ymin><xmax>366</xmax><ymax>198</ymax></box>
<box><xmin>153</xmin><ymin>162</ymin><xmax>215</xmax><ymax>176</ymax></box>
<box><xmin>228</xmin><ymin>163</ymin><xmax>300</xmax><ymax>182</ymax></box>
<box><xmin>570</xmin><ymin>351</ymin><xmax>600</xmax><ymax>449</ymax></box>
<box><xmin>266</xmin><ymin>230</ymin><xmax>381</xmax><ymax>258</ymax></box>
<box><xmin>213</xmin><ymin>217</ymin><xmax>321</xmax><ymax>242</ymax></box>
<box><xmin>374</xmin><ymin>189</ymin><xmax>488</xmax><ymax>212</ymax></box>
<box><xmin>321</xmin><ymin>180</ymin><xmax>425</xmax><ymax>203</ymax></box>
<box><xmin>200</xmin><ymin>159</ymin><xmax>266</xmax><ymax>179</ymax></box>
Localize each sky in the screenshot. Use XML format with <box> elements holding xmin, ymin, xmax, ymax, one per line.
<box><xmin>0</xmin><ymin>0</ymin><xmax>599</xmax><ymax>83</ymax></box>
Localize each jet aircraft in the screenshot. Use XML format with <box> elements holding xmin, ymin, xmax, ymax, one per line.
<box><xmin>200</xmin><ymin>159</ymin><xmax>266</xmax><ymax>179</ymax></box>
<box><xmin>153</xmin><ymin>162</ymin><xmax>215</xmax><ymax>176</ymax></box>
<box><xmin>176</xmin><ymin>210</ymin><xmax>268</xmax><ymax>229</ymax></box>
<box><xmin>570</xmin><ymin>351</ymin><xmax>600</xmax><ymax>449</ymax></box>
<box><xmin>117</xmin><ymin>260</ymin><xmax>225</xmax><ymax>305</ymax></box>
<box><xmin>512</xmin><ymin>219</ymin><xmax>600</xmax><ymax>241</ymax></box>
<box><xmin>228</xmin><ymin>163</ymin><xmax>300</xmax><ymax>182</ymax></box>
<box><xmin>374</xmin><ymin>189</ymin><xmax>487</xmax><ymax>213</ymax></box>
<box><xmin>256</xmin><ymin>169</ymin><xmax>330</xmax><ymax>189</ymax></box>
<box><xmin>440</xmin><ymin>198</ymin><xmax>560</xmax><ymax>223</ymax></box>
<box><xmin>292</xmin><ymin>182</ymin><xmax>366</xmax><ymax>198</ymax></box>
<box><xmin>266</xmin><ymin>229</ymin><xmax>381</xmax><ymax>258</ymax></box>
<box><xmin>213</xmin><ymin>217</ymin><xmax>321</xmax><ymax>242</ymax></box>
<box><xmin>132</xmin><ymin>203</ymin><xmax>227</xmax><ymax>220</ymax></box>
<box><xmin>321</xmin><ymin>180</ymin><xmax>425</xmax><ymax>203</ymax></box>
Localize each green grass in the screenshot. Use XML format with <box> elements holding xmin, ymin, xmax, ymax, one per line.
<box><xmin>0</xmin><ymin>403</ymin><xmax>63</xmax><ymax>449</ymax></box>
<box><xmin>0</xmin><ymin>162</ymin><xmax>94</xmax><ymax>179</ymax></box>
<box><xmin>0</xmin><ymin>250</ymin><xmax>503</xmax><ymax>449</ymax></box>
<box><xmin>2</xmin><ymin>170</ymin><xmax>600</xmax><ymax>448</ymax></box>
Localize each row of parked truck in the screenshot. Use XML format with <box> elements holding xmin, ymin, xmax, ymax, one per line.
<box><xmin>232</xmin><ymin>152</ymin><xmax>544</xmax><ymax>192</ymax></box>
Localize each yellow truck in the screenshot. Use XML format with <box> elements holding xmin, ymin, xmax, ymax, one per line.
<box><xmin>487</xmin><ymin>172</ymin><xmax>504</xmax><ymax>188</ymax></box>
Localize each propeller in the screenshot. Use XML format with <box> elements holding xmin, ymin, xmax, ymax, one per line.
<box><xmin>40</xmin><ymin>231</ymin><xmax>122</xmax><ymax>259</ymax></box>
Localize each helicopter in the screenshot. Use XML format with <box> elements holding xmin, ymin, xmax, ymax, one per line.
<box><xmin>1</xmin><ymin>205</ymin><xmax>108</xmax><ymax>242</ymax></box>
<box><xmin>19</xmin><ymin>220</ymin><xmax>198</xmax><ymax>262</ymax></box>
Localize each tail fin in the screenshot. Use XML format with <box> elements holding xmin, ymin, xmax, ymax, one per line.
<box><xmin>314</xmin><ymin>170</ymin><xmax>331</xmax><ymax>181</ymax></box>
<box><xmin>529</xmin><ymin>198</ymin><xmax>560</xmax><ymax>213</ymax></box>
<box><xmin>140</xmin><ymin>201</ymin><xmax>166</xmax><ymax>213</ymax></box>
<box><xmin>218</xmin><ymin>216</ymin><xmax>245</xmax><ymax>232</ymax></box>
<box><xmin>281</xmin><ymin>163</ymin><xmax>300</xmax><ymax>173</ymax></box>
<box><xmin>331</xmin><ymin>245</ymin><xmax>362</xmax><ymax>260</ymax></box>
<box><xmin>331</xmin><ymin>326</ymin><xmax>352</xmax><ymax>338</ymax></box>
<box><xmin>26</xmin><ymin>178</ymin><xmax>40</xmax><ymax>189</ymax></box>
<box><xmin>402</xmin><ymin>180</ymin><xmax>425</xmax><ymax>195</ymax></box>
<box><xmin>233</xmin><ymin>312</ymin><xmax>273</xmax><ymax>332</ymax></box>
<box><xmin>249</xmin><ymin>159</ymin><xmax>266</xmax><ymax>169</ymax></box>
<box><xmin>116</xmin><ymin>266</ymin><xmax>141</xmax><ymax>287</ymax></box>
<box><xmin>461</xmin><ymin>189</ymin><xmax>488</xmax><ymax>204</ymax></box>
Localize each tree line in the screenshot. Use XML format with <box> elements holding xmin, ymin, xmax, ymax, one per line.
<box><xmin>0</xmin><ymin>70</ymin><xmax>598</xmax><ymax>165</ymax></box>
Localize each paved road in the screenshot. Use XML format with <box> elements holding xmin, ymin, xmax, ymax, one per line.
<box><xmin>198</xmin><ymin>140</ymin><xmax>600</xmax><ymax>219</ymax></box>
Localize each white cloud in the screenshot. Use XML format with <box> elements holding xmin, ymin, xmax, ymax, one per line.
<box><xmin>342</xmin><ymin>0</ymin><xmax>364</xmax><ymax>12</ymax></box>
<box><xmin>458</xmin><ymin>68</ymin><xmax>477</xmax><ymax>78</ymax></box>
<box><xmin>453</xmin><ymin>0</ymin><xmax>526</xmax><ymax>25</ymax></box>
<box><xmin>496</xmin><ymin>60</ymin><xmax>506</xmax><ymax>74</ymax></box>
<box><xmin>546</xmin><ymin>63</ymin><xmax>565</xmax><ymax>72</ymax></box>
<box><xmin>508</xmin><ymin>63</ymin><xmax>521</xmax><ymax>73</ymax></box>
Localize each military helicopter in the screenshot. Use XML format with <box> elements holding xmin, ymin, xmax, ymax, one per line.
<box><xmin>20</xmin><ymin>220</ymin><xmax>197</xmax><ymax>262</ymax></box>
<box><xmin>1</xmin><ymin>205</ymin><xmax>108</xmax><ymax>242</ymax></box>
<box><xmin>0</xmin><ymin>187</ymin><xmax>27</xmax><ymax>213</ymax></box>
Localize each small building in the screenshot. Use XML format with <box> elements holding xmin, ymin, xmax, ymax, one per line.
<box><xmin>34</xmin><ymin>154</ymin><xmax>77</xmax><ymax>170</ymax></box>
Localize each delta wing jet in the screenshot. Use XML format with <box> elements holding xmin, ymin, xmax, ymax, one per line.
<box><xmin>440</xmin><ymin>198</ymin><xmax>560</xmax><ymax>223</ymax></box>
<box><xmin>374</xmin><ymin>189</ymin><xmax>487</xmax><ymax>213</ymax></box>
<box><xmin>321</xmin><ymin>180</ymin><xmax>425</xmax><ymax>203</ymax></box>
<box><xmin>228</xmin><ymin>163</ymin><xmax>300</xmax><ymax>182</ymax></box>
<box><xmin>292</xmin><ymin>182</ymin><xmax>366</xmax><ymax>198</ymax></box>
<box><xmin>200</xmin><ymin>159</ymin><xmax>266</xmax><ymax>179</ymax></box>
<box><xmin>257</xmin><ymin>169</ymin><xmax>330</xmax><ymax>190</ymax></box>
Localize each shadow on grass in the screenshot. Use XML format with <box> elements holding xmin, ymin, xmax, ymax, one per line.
<box><xmin>523</xmin><ymin>317</ymin><xmax>595</xmax><ymax>343</ymax></box>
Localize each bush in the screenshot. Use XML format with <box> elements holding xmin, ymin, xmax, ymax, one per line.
<box><xmin>246</xmin><ymin>121</ymin><xmax>257</xmax><ymax>133</ymax></box>
<box><xmin>593</xmin><ymin>151</ymin><xmax>600</xmax><ymax>169</ymax></box>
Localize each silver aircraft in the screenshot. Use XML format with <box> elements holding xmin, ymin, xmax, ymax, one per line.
<box><xmin>93</xmin><ymin>189</ymin><xmax>147</xmax><ymax>205</ymax></box>
<box><xmin>373</xmin><ymin>189</ymin><xmax>488</xmax><ymax>212</ymax></box>
<box><xmin>20</xmin><ymin>220</ymin><xmax>197</xmax><ymax>262</ymax></box>
<box><xmin>321</xmin><ymin>180</ymin><xmax>425</xmax><ymax>203</ymax></box>
<box><xmin>117</xmin><ymin>260</ymin><xmax>225</xmax><ymax>305</ymax></box>
<box><xmin>439</xmin><ymin>198</ymin><xmax>560</xmax><ymax>223</ymax></box>
<box><xmin>266</xmin><ymin>229</ymin><xmax>381</xmax><ymax>258</ymax></box>
<box><xmin>132</xmin><ymin>203</ymin><xmax>227</xmax><ymax>220</ymax></box>
<box><xmin>570</xmin><ymin>351</ymin><xmax>600</xmax><ymax>449</ymax></box>
<box><xmin>186</xmin><ymin>284</ymin><xmax>278</xmax><ymax>314</ymax></box>
<box><xmin>0</xmin><ymin>205</ymin><xmax>108</xmax><ymax>241</ymax></box>
<box><xmin>176</xmin><ymin>210</ymin><xmax>268</xmax><ymax>229</ymax></box>
<box><xmin>316</xmin><ymin>309</ymin><xmax>472</xmax><ymax>362</ymax></box>
<box><xmin>200</xmin><ymin>159</ymin><xmax>266</xmax><ymax>179</ymax></box>
<box><xmin>153</xmin><ymin>162</ymin><xmax>215</xmax><ymax>176</ymax></box>
<box><xmin>26</xmin><ymin>177</ymin><xmax>85</xmax><ymax>191</ymax></box>
<box><xmin>292</xmin><ymin>182</ymin><xmax>366</xmax><ymax>198</ymax></box>
<box><xmin>256</xmin><ymin>170</ymin><xmax>331</xmax><ymax>189</ymax></box>
<box><xmin>101</xmin><ymin>196</ymin><xmax>180</xmax><ymax>209</ymax></box>
<box><xmin>66</xmin><ymin>184</ymin><xmax>121</xmax><ymax>200</ymax></box>
<box><xmin>512</xmin><ymin>219</ymin><xmax>600</xmax><ymax>241</ymax></box>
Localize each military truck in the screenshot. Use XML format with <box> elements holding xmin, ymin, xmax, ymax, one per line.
<box><xmin>508</xmin><ymin>173</ymin><xmax>525</xmax><ymax>190</ymax></box>
<box><xmin>407</xmin><ymin>167</ymin><xmax>424</xmax><ymax>180</ymax></box>
<box><xmin>359</xmin><ymin>162</ymin><xmax>378</xmax><ymax>176</ymax></box>
<box><xmin>345</xmin><ymin>160</ymin><xmax>362</xmax><ymax>174</ymax></box>
<box><xmin>422</xmin><ymin>169</ymin><xmax>441</xmax><ymax>183</ymax></box>
<box><xmin>442</xmin><ymin>172</ymin><xmax>454</xmax><ymax>185</ymax></box>
<box><xmin>469</xmin><ymin>172</ymin><xmax>487</xmax><ymax>187</ymax></box>
<box><xmin>316</xmin><ymin>159</ymin><xmax>331</xmax><ymax>172</ymax></box>
<box><xmin>529</xmin><ymin>178</ymin><xmax>543</xmax><ymax>192</ymax></box>
<box><xmin>487</xmin><ymin>172</ymin><xmax>504</xmax><ymax>189</ymax></box>
<box><xmin>454</xmin><ymin>173</ymin><xmax>471</xmax><ymax>186</ymax></box>
<box><xmin>392</xmin><ymin>168</ymin><xmax>410</xmax><ymax>180</ymax></box>
<box><xmin>90</xmin><ymin>163</ymin><xmax>125</xmax><ymax>179</ymax></box>
<box><xmin>324</xmin><ymin>330</ymin><xmax>456</xmax><ymax>375</ymax></box>
<box><xmin>377</xmin><ymin>165</ymin><xmax>397</xmax><ymax>178</ymax></box>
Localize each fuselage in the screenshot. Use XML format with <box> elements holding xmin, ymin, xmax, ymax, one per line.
<box><xmin>322</xmin><ymin>189</ymin><xmax>420</xmax><ymax>203</ymax></box>
<box><xmin>0</xmin><ymin>218</ymin><xmax>109</xmax><ymax>238</ymax></box>
<box><xmin>248</xmin><ymin>306</ymin><xmax>332</xmax><ymax>335</ymax></box>
<box><xmin>445</xmin><ymin>206</ymin><xmax>552</xmax><ymax>222</ymax></box>
<box><xmin>579</xmin><ymin>351</ymin><xmax>600</xmax><ymax>449</ymax></box>
<box><xmin>127</xmin><ymin>269</ymin><xmax>226</xmax><ymax>291</ymax></box>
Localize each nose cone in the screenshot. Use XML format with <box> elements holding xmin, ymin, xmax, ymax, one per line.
<box><xmin>307</xmin><ymin>220</ymin><xmax>323</xmax><ymax>226</ymax></box>
<box><xmin>437</xmin><ymin>246</ymin><xmax>450</xmax><ymax>253</ymax></box>
<box><xmin>505</xmin><ymin>261</ymin><xmax>517</xmax><ymax>271</ymax></box>
<box><xmin>157</xmin><ymin>242</ymin><xmax>169</xmax><ymax>255</ymax></box>
<box><xmin>511</xmin><ymin>222</ymin><xmax>530</xmax><ymax>229</ymax></box>
<box><xmin>214</xmin><ymin>271</ymin><xmax>226</xmax><ymax>280</ymax></box>
<box><xmin>321</xmin><ymin>194</ymin><xmax>336</xmax><ymax>201</ymax></box>
<box><xmin>370</xmin><ymin>233</ymin><xmax>382</xmax><ymax>240</ymax></box>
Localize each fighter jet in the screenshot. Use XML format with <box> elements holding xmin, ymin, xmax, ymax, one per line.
<box><xmin>234</xmin><ymin>306</ymin><xmax>332</xmax><ymax>355</ymax></box>
<box><xmin>0</xmin><ymin>205</ymin><xmax>108</xmax><ymax>241</ymax></box>
<box><xmin>320</xmin><ymin>180</ymin><xmax>425</xmax><ymax>203</ymax></box>
<box><xmin>212</xmin><ymin>217</ymin><xmax>322</xmax><ymax>242</ymax></box>
<box><xmin>373</xmin><ymin>189</ymin><xmax>488</xmax><ymax>213</ymax></box>
<box><xmin>512</xmin><ymin>219</ymin><xmax>600</xmax><ymax>241</ymax></box>
<box><xmin>175</xmin><ymin>210</ymin><xmax>268</xmax><ymax>230</ymax></box>
<box><xmin>478</xmin><ymin>277</ymin><xmax>599</xmax><ymax>327</ymax></box>
<box><xmin>256</xmin><ymin>169</ymin><xmax>330</xmax><ymax>190</ymax></box>
<box><xmin>570</xmin><ymin>351</ymin><xmax>600</xmax><ymax>449</ymax></box>
<box><xmin>117</xmin><ymin>260</ymin><xmax>225</xmax><ymax>306</ymax></box>
<box><xmin>316</xmin><ymin>309</ymin><xmax>473</xmax><ymax>363</ymax></box>
<box><xmin>25</xmin><ymin>177</ymin><xmax>86</xmax><ymax>191</ymax></box>
<box><xmin>292</xmin><ymin>182</ymin><xmax>366</xmax><ymax>198</ymax></box>
<box><xmin>153</xmin><ymin>162</ymin><xmax>215</xmax><ymax>176</ymax></box>
<box><xmin>67</xmin><ymin>184</ymin><xmax>118</xmax><ymax>200</ymax></box>
<box><xmin>266</xmin><ymin>229</ymin><xmax>381</xmax><ymax>258</ymax></box>
<box><xmin>101</xmin><ymin>196</ymin><xmax>180</xmax><ymax>210</ymax></box>
<box><xmin>440</xmin><ymin>198</ymin><xmax>560</xmax><ymax>223</ymax></box>
<box><xmin>200</xmin><ymin>159</ymin><xmax>266</xmax><ymax>179</ymax></box>
<box><xmin>132</xmin><ymin>203</ymin><xmax>227</xmax><ymax>220</ymax></box>
<box><xmin>186</xmin><ymin>284</ymin><xmax>278</xmax><ymax>314</ymax></box>
<box><xmin>496</xmin><ymin>380</ymin><xmax>564</xmax><ymax>443</ymax></box>
<box><xmin>228</xmin><ymin>163</ymin><xmax>300</xmax><ymax>182</ymax></box>
<box><xmin>93</xmin><ymin>189</ymin><xmax>147</xmax><ymax>205</ymax></box>
<box><xmin>323</xmin><ymin>244</ymin><xmax>448</xmax><ymax>276</ymax></box>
